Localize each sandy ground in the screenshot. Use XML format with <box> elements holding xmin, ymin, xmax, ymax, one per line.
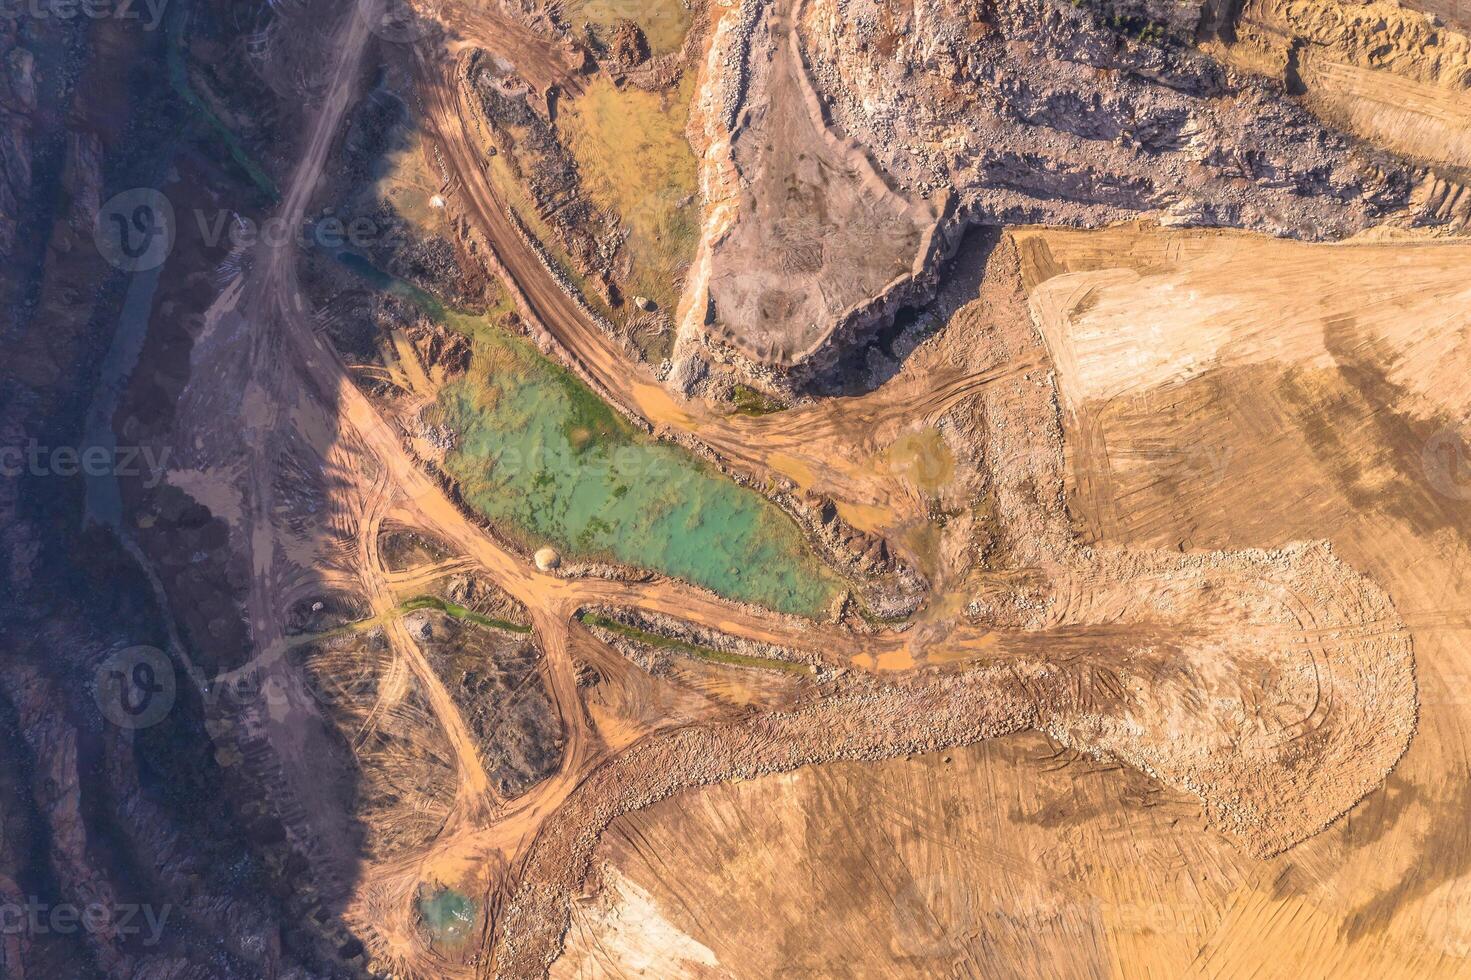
<box><xmin>556</xmin><ymin>223</ymin><xmax>1471</xmax><ymax>978</ymax></box>
<box><xmin>1214</xmin><ymin>0</ymin><xmax>1471</xmax><ymax>226</ymax></box>
<box><xmin>143</xmin><ymin>1</ymin><xmax>1456</xmax><ymax>976</ymax></box>
<box><xmin>1018</xmin><ymin>222</ymin><xmax>1471</xmax><ymax>975</ymax></box>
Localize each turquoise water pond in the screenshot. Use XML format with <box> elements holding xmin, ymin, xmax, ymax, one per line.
<box><xmin>418</xmin><ymin>886</ymin><xmax>476</xmax><ymax>945</ymax></box>
<box><xmin>437</xmin><ymin>329</ymin><xmax>841</xmax><ymax>618</ymax></box>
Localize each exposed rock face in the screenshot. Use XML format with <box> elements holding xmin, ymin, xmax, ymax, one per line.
<box><xmin>706</xmin><ymin>0</ymin><xmax>953</xmax><ymax>373</ymax></box>
<box><xmin>783</xmin><ymin>493</ymin><xmax>928</xmax><ymax>619</ymax></box>
<box><xmin>1216</xmin><ymin>0</ymin><xmax>1471</xmax><ymax>219</ymax></box>
<box><xmin>803</xmin><ymin>0</ymin><xmax>1422</xmax><ymax>234</ymax></box>
<box><xmin>701</xmin><ymin>0</ymin><xmax>1438</xmax><ymax>384</ymax></box>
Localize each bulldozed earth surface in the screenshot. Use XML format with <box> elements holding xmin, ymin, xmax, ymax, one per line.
<box><xmin>2</xmin><ymin>0</ymin><xmax>1469</xmax><ymax>976</ymax></box>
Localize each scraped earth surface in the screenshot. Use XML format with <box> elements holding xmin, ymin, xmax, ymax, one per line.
<box><xmin>8</xmin><ymin>0</ymin><xmax>1471</xmax><ymax>976</ymax></box>
<box><xmin>704</xmin><ymin>0</ymin><xmax>948</xmax><ymax>370</ymax></box>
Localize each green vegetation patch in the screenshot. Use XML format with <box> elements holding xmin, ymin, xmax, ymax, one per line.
<box><xmin>559</xmin><ymin>76</ymin><xmax>700</xmax><ymax>319</ymax></box>
<box><xmin>730</xmin><ymin>383</ymin><xmax>788</xmax><ymax>417</ymax></box>
<box><xmin>399</xmin><ymin>595</ymin><xmax>533</xmax><ymax>634</ymax></box>
<box><xmin>578</xmin><ymin>612</ymin><xmax>811</xmax><ymax>674</ymax></box>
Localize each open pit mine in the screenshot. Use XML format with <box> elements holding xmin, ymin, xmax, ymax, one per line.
<box><xmin>2</xmin><ymin>0</ymin><xmax>1468</xmax><ymax>975</ymax></box>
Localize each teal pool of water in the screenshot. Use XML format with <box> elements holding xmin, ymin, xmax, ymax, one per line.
<box><xmin>332</xmin><ymin>250</ymin><xmax>448</xmax><ymax>320</ymax></box>
<box><xmin>437</xmin><ymin>330</ymin><xmax>842</xmax><ymax>618</ymax></box>
<box><xmin>418</xmin><ymin>887</ymin><xmax>476</xmax><ymax>945</ymax></box>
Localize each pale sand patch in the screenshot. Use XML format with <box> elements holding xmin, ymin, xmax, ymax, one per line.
<box><xmin>1019</xmin><ymin>227</ymin><xmax>1471</xmax><ymax>424</ymax></box>
<box><xmin>553</xmin><ymin>863</ymin><xmax>725</xmax><ymax>979</ymax></box>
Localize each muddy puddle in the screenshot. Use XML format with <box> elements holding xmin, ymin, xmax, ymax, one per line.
<box><xmin>418</xmin><ymin>885</ymin><xmax>477</xmax><ymax>946</ymax></box>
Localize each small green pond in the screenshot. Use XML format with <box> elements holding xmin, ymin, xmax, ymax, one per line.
<box><xmin>327</xmin><ymin>251</ymin><xmax>842</xmax><ymax>618</ymax></box>
<box><xmin>418</xmin><ymin>886</ymin><xmax>476</xmax><ymax>945</ymax></box>
<box><xmin>436</xmin><ymin>324</ymin><xmax>842</xmax><ymax>618</ymax></box>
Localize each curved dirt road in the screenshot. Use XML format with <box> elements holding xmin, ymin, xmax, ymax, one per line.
<box><xmin>186</xmin><ymin>3</ymin><xmax>1421</xmax><ymax>976</ymax></box>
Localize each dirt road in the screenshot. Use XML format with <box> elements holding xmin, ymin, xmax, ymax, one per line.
<box><xmin>168</xmin><ymin>3</ymin><xmax>1422</xmax><ymax>976</ymax></box>
<box><xmin>411</xmin><ymin>49</ymin><xmax>1045</xmax><ymax>551</ymax></box>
